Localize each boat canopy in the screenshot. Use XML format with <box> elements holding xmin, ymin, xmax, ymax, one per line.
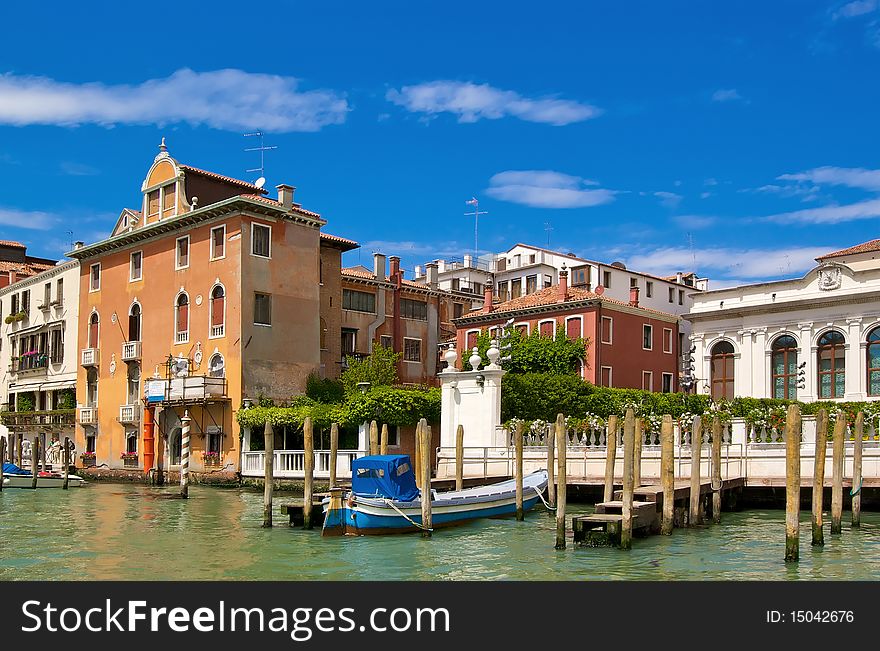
<box><xmin>3</xmin><ymin>463</ymin><xmax>30</xmax><ymax>476</ymax></box>
<box><xmin>351</xmin><ymin>455</ymin><xmax>419</xmax><ymax>502</ymax></box>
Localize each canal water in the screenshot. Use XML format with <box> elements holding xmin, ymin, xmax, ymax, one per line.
<box><xmin>2</xmin><ymin>483</ymin><xmax>879</xmax><ymax>581</ymax></box>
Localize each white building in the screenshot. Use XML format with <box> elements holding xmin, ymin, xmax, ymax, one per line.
<box><xmin>1</xmin><ymin>259</ymin><xmax>80</xmax><ymax>462</ymax></box>
<box><xmin>687</xmin><ymin>239</ymin><xmax>880</xmax><ymax>402</ymax></box>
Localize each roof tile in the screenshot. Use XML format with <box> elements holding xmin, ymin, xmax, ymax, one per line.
<box><xmin>817</xmin><ymin>239</ymin><xmax>880</xmax><ymax>260</ymax></box>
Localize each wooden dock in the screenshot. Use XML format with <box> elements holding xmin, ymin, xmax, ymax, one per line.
<box><xmin>281</xmin><ymin>496</ymin><xmax>327</xmax><ymax>527</ymax></box>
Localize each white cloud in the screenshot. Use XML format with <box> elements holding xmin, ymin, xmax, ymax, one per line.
<box><xmin>0</xmin><ymin>69</ymin><xmax>349</xmax><ymax>132</ymax></box>
<box><xmin>833</xmin><ymin>0</ymin><xmax>877</xmax><ymax>19</ymax></box>
<box><xmin>386</xmin><ymin>81</ymin><xmax>600</xmax><ymax>126</ymax></box>
<box><xmin>60</xmin><ymin>161</ymin><xmax>99</xmax><ymax>176</ymax></box>
<box><xmin>763</xmin><ymin>197</ymin><xmax>880</xmax><ymax>224</ymax></box>
<box><xmin>673</xmin><ymin>214</ymin><xmax>717</xmax><ymax>229</ymax></box>
<box><xmin>0</xmin><ymin>207</ymin><xmax>57</xmax><ymax>230</ymax></box>
<box><xmin>653</xmin><ymin>191</ymin><xmax>682</xmax><ymax>208</ymax></box>
<box><xmin>777</xmin><ymin>166</ymin><xmax>880</xmax><ymax>192</ymax></box>
<box><xmin>486</xmin><ymin>170</ymin><xmax>615</xmax><ymax>209</ymax></box>
<box><xmin>712</xmin><ymin>88</ymin><xmax>744</xmax><ymax>102</ymax></box>
<box><xmin>625</xmin><ymin>245</ymin><xmax>831</xmax><ymax>280</ymax></box>
<box><xmin>700</xmin><ymin>192</ymin><xmax>712</xmax><ymax>199</ymax></box>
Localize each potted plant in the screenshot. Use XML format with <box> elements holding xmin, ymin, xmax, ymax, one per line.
<box><xmin>203</xmin><ymin>451</ymin><xmax>221</xmax><ymax>466</ymax></box>
<box><xmin>80</xmin><ymin>451</ymin><xmax>96</xmax><ymax>467</ymax></box>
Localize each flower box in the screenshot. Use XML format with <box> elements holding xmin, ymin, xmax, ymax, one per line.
<box><xmin>203</xmin><ymin>452</ymin><xmax>221</xmax><ymax>467</ymax></box>
<box><xmin>80</xmin><ymin>452</ymin><xmax>96</xmax><ymax>468</ymax></box>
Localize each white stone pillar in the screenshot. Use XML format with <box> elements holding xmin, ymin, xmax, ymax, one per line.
<box><xmin>439</xmin><ymin>343</ymin><xmax>506</xmax><ymax>449</ymax></box>
<box><xmin>847</xmin><ymin>318</ymin><xmax>864</xmax><ymax>400</ymax></box>
<box><xmin>799</xmin><ymin>322</ymin><xmax>815</xmax><ymax>402</ymax></box>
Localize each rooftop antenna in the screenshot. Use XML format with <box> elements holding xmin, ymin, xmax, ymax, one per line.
<box><xmin>243</xmin><ymin>131</ymin><xmax>277</xmax><ymax>187</ymax></box>
<box><xmin>687</xmin><ymin>232</ymin><xmax>696</xmax><ymax>270</ymax></box>
<box><xmin>66</xmin><ymin>230</ymin><xmax>74</xmax><ymax>249</ymax></box>
<box><xmin>464</xmin><ymin>197</ymin><xmax>488</xmax><ymax>261</ymax></box>
<box><xmin>544</xmin><ymin>222</ymin><xmax>554</xmax><ymax>248</ymax></box>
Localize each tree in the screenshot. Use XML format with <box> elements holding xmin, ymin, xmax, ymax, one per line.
<box><xmin>472</xmin><ymin>325</ymin><xmax>588</xmax><ymax>375</ymax></box>
<box><xmin>340</xmin><ymin>345</ymin><xmax>402</xmax><ymax>394</ymax></box>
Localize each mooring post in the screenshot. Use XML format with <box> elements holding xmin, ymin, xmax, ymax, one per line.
<box><xmin>369</xmin><ymin>420</ymin><xmax>379</xmax><ymax>456</ymax></box>
<box><xmin>414</xmin><ymin>424</ymin><xmax>422</xmax><ymax>488</ymax></box>
<box><xmin>419</xmin><ymin>422</ymin><xmax>432</xmax><ymax>538</ymax></box>
<box><xmin>603</xmin><ymin>414</ymin><xmax>619</xmax><ymax>503</ymax></box>
<box><xmin>303</xmin><ymin>417</ymin><xmax>315</xmax><ymax>530</ymax></box>
<box><xmin>555</xmin><ymin>413</ymin><xmax>567</xmax><ymax>550</ymax></box>
<box><xmin>546</xmin><ymin>421</ymin><xmax>556</xmax><ymax>509</ymax></box>
<box><xmin>179</xmin><ymin>410</ymin><xmax>191</xmax><ymax>499</ymax></box>
<box><xmin>633</xmin><ymin>417</ymin><xmax>643</xmax><ymax>489</ymax></box>
<box><xmin>329</xmin><ymin>422</ymin><xmax>339</xmax><ymax>490</ymax></box>
<box><xmin>515</xmin><ymin>421</ymin><xmax>524</xmax><ymax>521</ymax></box>
<box><xmin>852</xmin><ymin>411</ymin><xmax>864</xmax><ymax>528</ymax></box>
<box><xmin>263</xmin><ymin>420</ymin><xmax>274</xmax><ymax>528</ymax></box>
<box><xmin>380</xmin><ymin>423</ymin><xmax>389</xmax><ymax>456</ymax></box>
<box><xmin>660</xmin><ymin>415</ymin><xmax>674</xmax><ymax>535</ymax></box>
<box><xmin>31</xmin><ymin>436</ymin><xmax>39</xmax><ymax>489</ymax></box>
<box><xmin>17</xmin><ymin>433</ymin><xmax>23</xmax><ymax>468</ymax></box>
<box><xmin>0</xmin><ymin>438</ymin><xmax>5</xmax><ymax>491</ymax></box>
<box><xmin>712</xmin><ymin>417</ymin><xmax>722</xmax><ymax>524</ymax></box>
<box><xmin>62</xmin><ymin>436</ymin><xmax>70</xmax><ymax>490</ymax></box>
<box><xmin>689</xmin><ymin>415</ymin><xmax>702</xmax><ymax>527</ymax></box>
<box><xmin>831</xmin><ymin>411</ymin><xmax>845</xmax><ymax>535</ymax></box>
<box><xmin>621</xmin><ymin>409</ymin><xmax>635</xmax><ymax>550</ymax></box>
<box><xmin>455</xmin><ymin>424</ymin><xmax>464</xmax><ymax>492</ymax></box>
<box><xmin>785</xmin><ymin>403</ymin><xmax>801</xmax><ymax>562</ymax></box>
<box><xmin>811</xmin><ymin>409</ymin><xmax>828</xmax><ymax>546</ymax></box>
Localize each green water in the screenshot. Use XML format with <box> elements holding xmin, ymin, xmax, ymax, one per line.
<box><xmin>2</xmin><ymin>483</ymin><xmax>879</xmax><ymax>581</ymax></box>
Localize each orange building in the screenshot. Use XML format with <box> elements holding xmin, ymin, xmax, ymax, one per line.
<box><xmin>68</xmin><ymin>141</ymin><xmax>338</xmax><ymax>476</ymax></box>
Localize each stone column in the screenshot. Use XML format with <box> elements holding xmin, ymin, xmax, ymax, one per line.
<box><xmin>846</xmin><ymin>318</ymin><xmax>864</xmax><ymax>400</ymax></box>
<box><xmin>798</xmin><ymin>322</ymin><xmax>814</xmax><ymax>402</ymax></box>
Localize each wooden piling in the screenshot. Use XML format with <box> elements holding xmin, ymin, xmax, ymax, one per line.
<box><xmin>329</xmin><ymin>422</ymin><xmax>339</xmax><ymax>490</ymax></box>
<box><xmin>380</xmin><ymin>424</ymin><xmax>389</xmax><ymax>456</ymax></box>
<box><xmin>455</xmin><ymin>424</ymin><xmax>464</xmax><ymax>492</ymax></box>
<box><xmin>811</xmin><ymin>409</ymin><xmax>828</xmax><ymax>546</ymax></box>
<box><xmin>712</xmin><ymin>417</ymin><xmax>722</xmax><ymax>524</ymax></box>
<box><xmin>555</xmin><ymin>413</ymin><xmax>567</xmax><ymax>550</ymax></box>
<box><xmin>603</xmin><ymin>415</ymin><xmax>619</xmax><ymax>503</ymax></box>
<box><xmin>31</xmin><ymin>435</ymin><xmax>39</xmax><ymax>489</ymax></box>
<box><xmin>62</xmin><ymin>436</ymin><xmax>70</xmax><ymax>490</ymax></box>
<box><xmin>414</xmin><ymin>424</ymin><xmax>422</xmax><ymax>488</ymax></box>
<box><xmin>17</xmin><ymin>433</ymin><xmax>23</xmax><ymax>467</ymax></box>
<box><xmin>831</xmin><ymin>412</ymin><xmax>845</xmax><ymax>535</ymax></box>
<box><xmin>689</xmin><ymin>415</ymin><xmax>702</xmax><ymax>527</ymax></box>
<box><xmin>784</xmin><ymin>404</ymin><xmax>801</xmax><ymax>562</ymax></box>
<box><xmin>0</xmin><ymin>437</ymin><xmax>4</xmax><ymax>491</ymax></box>
<box><xmin>514</xmin><ymin>421</ymin><xmax>524</xmax><ymax>521</ymax></box>
<box><xmin>852</xmin><ymin>412</ymin><xmax>864</xmax><ymax>528</ymax></box>
<box><xmin>621</xmin><ymin>409</ymin><xmax>635</xmax><ymax>550</ymax></box>
<box><xmin>546</xmin><ymin>421</ymin><xmax>556</xmax><ymax>509</ymax></box>
<box><xmin>303</xmin><ymin>417</ymin><xmax>314</xmax><ymax>530</ymax></box>
<box><xmin>660</xmin><ymin>415</ymin><xmax>674</xmax><ymax>535</ymax></box>
<box><xmin>419</xmin><ymin>422</ymin><xmax>432</xmax><ymax>537</ymax></box>
<box><xmin>262</xmin><ymin>421</ymin><xmax>274</xmax><ymax>528</ymax></box>
<box><xmin>369</xmin><ymin>420</ymin><xmax>379</xmax><ymax>456</ymax></box>
<box><xmin>633</xmin><ymin>417</ymin><xmax>643</xmax><ymax>489</ymax></box>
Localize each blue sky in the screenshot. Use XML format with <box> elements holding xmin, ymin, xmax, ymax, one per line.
<box><xmin>1</xmin><ymin>0</ymin><xmax>879</xmax><ymax>288</ymax></box>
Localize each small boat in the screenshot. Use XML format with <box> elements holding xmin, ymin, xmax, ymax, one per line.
<box><xmin>322</xmin><ymin>454</ymin><xmax>549</xmax><ymax>536</ymax></box>
<box><xmin>2</xmin><ymin>463</ymin><xmax>86</xmax><ymax>488</ymax></box>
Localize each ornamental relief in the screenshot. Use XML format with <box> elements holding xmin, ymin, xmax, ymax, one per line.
<box><xmin>817</xmin><ymin>263</ymin><xmax>842</xmax><ymax>291</ymax></box>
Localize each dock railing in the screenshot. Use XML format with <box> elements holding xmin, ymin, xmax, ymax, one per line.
<box><xmin>241</xmin><ymin>449</ymin><xmax>367</xmax><ymax>480</ymax></box>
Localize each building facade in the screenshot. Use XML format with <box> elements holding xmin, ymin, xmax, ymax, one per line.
<box><xmin>453</xmin><ymin>272</ymin><xmax>681</xmax><ymax>392</ymax></box>
<box><xmin>0</xmin><ymin>240</ymin><xmax>56</xmax><ymax>290</ymax></box>
<box><xmin>1</xmin><ymin>260</ymin><xmax>80</xmax><ymax>464</ymax></box>
<box><xmin>67</xmin><ymin>142</ymin><xmax>329</xmax><ymax>475</ymax></box>
<box><xmin>687</xmin><ymin>239</ymin><xmax>880</xmax><ymax>402</ymax></box>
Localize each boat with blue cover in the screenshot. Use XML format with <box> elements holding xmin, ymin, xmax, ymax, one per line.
<box><xmin>322</xmin><ymin>454</ymin><xmax>549</xmax><ymax>536</ymax></box>
<box><xmin>2</xmin><ymin>462</ymin><xmax>86</xmax><ymax>488</ymax></box>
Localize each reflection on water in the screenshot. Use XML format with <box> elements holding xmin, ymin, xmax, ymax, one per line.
<box><xmin>2</xmin><ymin>483</ymin><xmax>879</xmax><ymax>581</ymax></box>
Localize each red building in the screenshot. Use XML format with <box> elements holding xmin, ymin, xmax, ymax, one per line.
<box><xmin>453</xmin><ymin>269</ymin><xmax>681</xmax><ymax>392</ymax></box>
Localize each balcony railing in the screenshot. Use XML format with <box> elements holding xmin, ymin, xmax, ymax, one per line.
<box><xmin>211</xmin><ymin>324</ymin><xmax>225</xmax><ymax>338</ymax></box>
<box><xmin>0</xmin><ymin>409</ymin><xmax>76</xmax><ymax>430</ymax></box>
<box><xmin>81</xmin><ymin>348</ymin><xmax>99</xmax><ymax>367</ymax></box>
<box><xmin>11</xmin><ymin>354</ymin><xmax>49</xmax><ymax>374</ymax></box>
<box><xmin>78</xmin><ymin>407</ymin><xmax>98</xmax><ymax>425</ymax></box>
<box><xmin>176</xmin><ymin>332</ymin><xmax>188</xmax><ymax>344</ymax></box>
<box><xmin>241</xmin><ymin>449</ymin><xmax>366</xmax><ymax>479</ymax></box>
<box><xmin>121</xmin><ymin>341</ymin><xmax>141</xmax><ymax>361</ymax></box>
<box><xmin>145</xmin><ymin>376</ymin><xmax>227</xmax><ymax>404</ymax></box>
<box><xmin>119</xmin><ymin>404</ymin><xmax>139</xmax><ymax>424</ymax></box>
<box><xmin>340</xmin><ymin>352</ymin><xmax>369</xmax><ymax>369</ymax></box>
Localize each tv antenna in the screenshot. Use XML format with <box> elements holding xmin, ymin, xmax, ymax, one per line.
<box><xmin>244</xmin><ymin>131</ymin><xmax>277</xmax><ymax>187</ymax></box>
<box><xmin>544</xmin><ymin>222</ymin><xmax>554</xmax><ymax>248</ymax></box>
<box><xmin>464</xmin><ymin>197</ymin><xmax>488</xmax><ymax>261</ymax></box>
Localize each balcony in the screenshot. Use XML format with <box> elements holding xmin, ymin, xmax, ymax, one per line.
<box><xmin>119</xmin><ymin>404</ymin><xmax>139</xmax><ymax>424</ymax></box>
<box><xmin>145</xmin><ymin>375</ymin><xmax>227</xmax><ymax>405</ymax></box>
<box><xmin>78</xmin><ymin>407</ymin><xmax>98</xmax><ymax>425</ymax></box>
<box><xmin>340</xmin><ymin>352</ymin><xmax>369</xmax><ymax>370</ymax></box>
<box><xmin>210</xmin><ymin>324</ymin><xmax>225</xmax><ymax>338</ymax></box>
<box><xmin>10</xmin><ymin>354</ymin><xmax>49</xmax><ymax>376</ymax></box>
<box><xmin>81</xmin><ymin>348</ymin><xmax>99</xmax><ymax>367</ymax></box>
<box><xmin>38</xmin><ymin>301</ymin><xmax>50</xmax><ymax>312</ymax></box>
<box><xmin>121</xmin><ymin>341</ymin><xmax>142</xmax><ymax>362</ymax></box>
<box><xmin>0</xmin><ymin>409</ymin><xmax>76</xmax><ymax>431</ymax></box>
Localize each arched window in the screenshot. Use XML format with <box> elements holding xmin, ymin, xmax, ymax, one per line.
<box><xmin>128</xmin><ymin>303</ymin><xmax>141</xmax><ymax>342</ymax></box>
<box><xmin>127</xmin><ymin>363</ymin><xmax>141</xmax><ymax>405</ymax></box>
<box><xmin>817</xmin><ymin>330</ymin><xmax>846</xmax><ymax>399</ymax></box>
<box><xmin>175</xmin><ymin>293</ymin><xmax>189</xmax><ymax>343</ymax></box>
<box><xmin>169</xmin><ymin>428</ymin><xmax>182</xmax><ymax>466</ymax></box>
<box><xmin>88</xmin><ymin>312</ymin><xmax>99</xmax><ymax>349</ymax></box>
<box><xmin>210</xmin><ymin>285</ymin><xmax>225</xmax><ymax>338</ymax></box>
<box><xmin>710</xmin><ymin>341</ymin><xmax>735</xmax><ymax>401</ymax></box>
<box><xmin>208</xmin><ymin>352</ymin><xmax>225</xmax><ymax>378</ymax></box>
<box><xmin>86</xmin><ymin>368</ymin><xmax>99</xmax><ymax>407</ymax></box>
<box><xmin>868</xmin><ymin>328</ymin><xmax>880</xmax><ymax>396</ymax></box>
<box><xmin>771</xmin><ymin>335</ymin><xmax>798</xmax><ymax>400</ymax></box>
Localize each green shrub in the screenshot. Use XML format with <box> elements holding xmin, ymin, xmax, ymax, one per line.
<box><xmin>306</xmin><ymin>373</ymin><xmax>345</xmax><ymax>404</ymax></box>
<box><xmin>16</xmin><ymin>392</ymin><xmax>35</xmax><ymax>412</ymax></box>
<box><xmin>340</xmin><ymin>345</ymin><xmax>401</xmax><ymax>394</ymax></box>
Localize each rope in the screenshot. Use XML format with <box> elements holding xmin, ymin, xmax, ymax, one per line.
<box><xmin>383</xmin><ymin>498</ymin><xmax>433</xmax><ymax>532</ymax></box>
<box><xmin>532</xmin><ymin>484</ymin><xmax>556</xmax><ymax>511</ymax></box>
<box><xmin>850</xmin><ymin>477</ymin><xmax>863</xmax><ymax>497</ymax></box>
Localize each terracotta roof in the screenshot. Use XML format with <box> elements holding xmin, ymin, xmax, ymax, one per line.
<box><xmin>462</xmin><ymin>284</ymin><xmax>677</xmax><ymax>319</ymax></box>
<box><xmin>0</xmin><ymin>260</ymin><xmax>55</xmax><ymax>276</ymax></box>
<box><xmin>320</xmin><ymin>232</ymin><xmax>359</xmax><ymax>250</ymax></box>
<box><xmin>342</xmin><ymin>267</ymin><xmax>377</xmax><ymax>280</ymax></box>
<box><xmin>342</xmin><ymin>267</ymin><xmax>454</xmax><ymax>293</ymax></box>
<box><xmin>238</xmin><ymin>194</ymin><xmax>323</xmax><ymax>220</ymax></box>
<box><xmin>0</xmin><ymin>240</ymin><xmax>26</xmax><ymax>249</ymax></box>
<box><xmin>817</xmin><ymin>239</ymin><xmax>880</xmax><ymax>260</ymax></box>
<box><xmin>180</xmin><ymin>165</ymin><xmax>267</xmax><ymax>193</ymax></box>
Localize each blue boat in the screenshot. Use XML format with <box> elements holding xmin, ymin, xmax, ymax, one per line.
<box><xmin>322</xmin><ymin>454</ymin><xmax>549</xmax><ymax>536</ymax></box>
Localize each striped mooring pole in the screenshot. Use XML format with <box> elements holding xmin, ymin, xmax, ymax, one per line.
<box><xmin>180</xmin><ymin>410</ymin><xmax>191</xmax><ymax>499</ymax></box>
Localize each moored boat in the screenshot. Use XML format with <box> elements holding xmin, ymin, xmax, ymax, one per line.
<box><xmin>322</xmin><ymin>454</ymin><xmax>548</xmax><ymax>536</ymax></box>
<box><xmin>2</xmin><ymin>463</ymin><xmax>86</xmax><ymax>488</ymax></box>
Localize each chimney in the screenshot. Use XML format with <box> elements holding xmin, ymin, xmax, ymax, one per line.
<box><xmin>276</xmin><ymin>184</ymin><xmax>295</xmax><ymax>209</ymax></box>
<box><xmin>74</xmin><ymin>241</ymin><xmax>84</xmax><ymax>250</ymax></box>
<box><xmin>389</xmin><ymin>256</ymin><xmax>401</xmax><ymax>283</ymax></box>
<box><xmin>414</xmin><ymin>265</ymin><xmax>422</xmax><ymax>278</ymax></box>
<box><xmin>483</xmin><ymin>284</ymin><xmax>494</xmax><ymax>313</ymax></box>
<box><xmin>676</xmin><ymin>271</ymin><xmax>683</xmax><ymax>285</ymax></box>
<box><xmin>426</xmin><ymin>262</ymin><xmax>439</xmax><ymax>290</ymax></box>
<box><xmin>373</xmin><ymin>253</ymin><xmax>387</xmax><ymax>280</ymax></box>
<box><xmin>629</xmin><ymin>285</ymin><xmax>640</xmax><ymax>307</ymax></box>
<box><xmin>558</xmin><ymin>266</ymin><xmax>569</xmax><ymax>303</ymax></box>
<box><xmin>463</xmin><ymin>254</ymin><xmax>473</xmax><ymax>268</ymax></box>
